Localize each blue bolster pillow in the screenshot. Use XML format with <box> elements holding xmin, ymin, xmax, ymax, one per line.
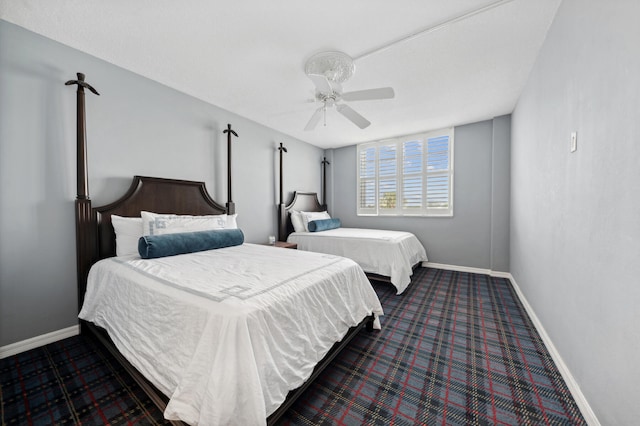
<box><xmin>138</xmin><ymin>228</ymin><xmax>244</xmax><ymax>259</ymax></box>
<box><xmin>308</xmin><ymin>218</ymin><xmax>341</xmax><ymax>232</ymax></box>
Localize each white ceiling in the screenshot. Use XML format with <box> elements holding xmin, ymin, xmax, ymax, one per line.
<box><xmin>1</xmin><ymin>0</ymin><xmax>561</xmax><ymax>149</ymax></box>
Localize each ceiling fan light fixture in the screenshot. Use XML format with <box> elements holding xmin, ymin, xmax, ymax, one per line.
<box><xmin>304</xmin><ymin>51</ymin><xmax>355</xmax><ymax>83</ymax></box>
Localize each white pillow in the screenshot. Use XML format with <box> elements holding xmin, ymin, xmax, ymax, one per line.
<box><xmin>226</xmin><ymin>213</ymin><xmax>238</xmax><ymax>229</ymax></box>
<box><xmin>301</xmin><ymin>211</ymin><xmax>331</xmax><ymax>232</ymax></box>
<box><xmin>290</xmin><ymin>210</ymin><xmax>306</xmax><ymax>233</ymax></box>
<box><xmin>141</xmin><ymin>211</ymin><xmax>233</xmax><ymax>236</ymax></box>
<box><xmin>111</xmin><ymin>215</ymin><xmax>143</xmax><ymax>257</ymax></box>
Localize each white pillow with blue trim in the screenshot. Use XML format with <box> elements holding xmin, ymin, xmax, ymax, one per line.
<box><xmin>141</xmin><ymin>211</ymin><xmax>237</xmax><ymax>236</ymax></box>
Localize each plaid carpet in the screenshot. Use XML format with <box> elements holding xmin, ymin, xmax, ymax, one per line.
<box><xmin>277</xmin><ymin>268</ymin><xmax>586</xmax><ymax>425</ymax></box>
<box><xmin>1</xmin><ymin>267</ymin><xmax>586</xmax><ymax>425</ymax></box>
<box><xmin>0</xmin><ymin>333</ymin><xmax>165</xmax><ymax>425</ymax></box>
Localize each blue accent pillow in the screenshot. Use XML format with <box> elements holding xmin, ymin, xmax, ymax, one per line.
<box><xmin>138</xmin><ymin>228</ymin><xmax>244</xmax><ymax>259</ymax></box>
<box><xmin>308</xmin><ymin>218</ymin><xmax>341</xmax><ymax>232</ymax></box>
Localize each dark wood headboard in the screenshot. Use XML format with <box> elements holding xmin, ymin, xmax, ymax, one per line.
<box><xmin>77</xmin><ymin>176</ymin><xmax>228</xmax><ymax>312</ymax></box>
<box><xmin>279</xmin><ymin>191</ymin><xmax>324</xmax><ymax>240</ymax></box>
<box><xmin>95</xmin><ymin>176</ymin><xmax>227</xmax><ymax>259</ymax></box>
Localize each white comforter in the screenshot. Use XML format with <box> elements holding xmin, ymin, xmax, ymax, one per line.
<box><xmin>78</xmin><ymin>243</ymin><xmax>383</xmax><ymax>426</ymax></box>
<box><xmin>288</xmin><ymin>228</ymin><xmax>427</xmax><ymax>294</ymax></box>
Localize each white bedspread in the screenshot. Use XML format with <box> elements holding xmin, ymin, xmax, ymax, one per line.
<box><xmin>287</xmin><ymin>228</ymin><xmax>427</xmax><ymax>294</ymax></box>
<box><xmin>78</xmin><ymin>243</ymin><xmax>383</xmax><ymax>425</ymax></box>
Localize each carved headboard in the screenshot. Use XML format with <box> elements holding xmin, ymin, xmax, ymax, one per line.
<box><xmin>280</xmin><ymin>191</ymin><xmax>323</xmax><ymax>239</ymax></box>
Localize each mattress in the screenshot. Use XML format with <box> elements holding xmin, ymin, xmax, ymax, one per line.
<box><xmin>78</xmin><ymin>243</ymin><xmax>383</xmax><ymax>425</ymax></box>
<box><xmin>287</xmin><ymin>228</ymin><xmax>428</xmax><ymax>294</ymax></box>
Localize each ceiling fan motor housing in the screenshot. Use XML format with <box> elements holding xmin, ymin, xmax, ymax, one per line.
<box><xmin>304</xmin><ymin>51</ymin><xmax>355</xmax><ymax>83</ymax></box>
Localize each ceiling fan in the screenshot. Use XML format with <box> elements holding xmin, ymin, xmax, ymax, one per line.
<box><xmin>303</xmin><ymin>51</ymin><xmax>395</xmax><ymax>131</ymax></box>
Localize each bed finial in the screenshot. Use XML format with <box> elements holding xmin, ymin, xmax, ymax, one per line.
<box><xmin>223</xmin><ymin>124</ymin><xmax>238</xmax><ymax>214</ymax></box>
<box><xmin>66</xmin><ymin>72</ymin><xmax>100</xmax><ymax>200</ymax></box>
<box><xmin>321</xmin><ymin>156</ymin><xmax>330</xmax><ymax>210</ymax></box>
<box><xmin>65</xmin><ymin>73</ymin><xmax>100</xmax><ymax>96</ymax></box>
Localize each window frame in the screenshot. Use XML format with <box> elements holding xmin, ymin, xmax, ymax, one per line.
<box><xmin>356</xmin><ymin>128</ymin><xmax>454</xmax><ymax>217</ymax></box>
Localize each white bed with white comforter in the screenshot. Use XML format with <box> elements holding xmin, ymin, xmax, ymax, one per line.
<box><xmin>79</xmin><ymin>243</ymin><xmax>383</xmax><ymax>425</ymax></box>
<box><xmin>288</xmin><ymin>228</ymin><xmax>428</xmax><ymax>294</ymax></box>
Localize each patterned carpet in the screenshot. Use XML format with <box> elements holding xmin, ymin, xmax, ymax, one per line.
<box><xmin>0</xmin><ymin>332</ymin><xmax>165</xmax><ymax>425</ymax></box>
<box><xmin>278</xmin><ymin>268</ymin><xmax>586</xmax><ymax>425</ymax></box>
<box><xmin>1</xmin><ymin>267</ymin><xmax>586</xmax><ymax>425</ymax></box>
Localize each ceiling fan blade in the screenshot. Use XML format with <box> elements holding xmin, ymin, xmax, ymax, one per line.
<box><xmin>304</xmin><ymin>107</ymin><xmax>324</xmax><ymax>131</ymax></box>
<box><xmin>336</xmin><ymin>104</ymin><xmax>371</xmax><ymax>129</ymax></box>
<box><xmin>342</xmin><ymin>87</ymin><xmax>395</xmax><ymax>101</ymax></box>
<box><xmin>307</xmin><ymin>73</ymin><xmax>333</xmax><ymax>94</ymax></box>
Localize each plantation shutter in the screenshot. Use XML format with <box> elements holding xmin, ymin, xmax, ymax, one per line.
<box><xmin>357</xmin><ymin>128</ymin><xmax>453</xmax><ymax>217</ymax></box>
<box><xmin>402</xmin><ymin>139</ymin><xmax>423</xmax><ymax>213</ymax></box>
<box><xmin>378</xmin><ymin>143</ymin><xmax>398</xmax><ymax>213</ymax></box>
<box><xmin>357</xmin><ymin>144</ymin><xmax>377</xmax><ymax>215</ymax></box>
<box><xmin>425</xmin><ymin>134</ymin><xmax>453</xmax><ymax>215</ymax></box>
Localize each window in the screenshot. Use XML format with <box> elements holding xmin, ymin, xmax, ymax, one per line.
<box><xmin>357</xmin><ymin>128</ymin><xmax>454</xmax><ymax>216</ymax></box>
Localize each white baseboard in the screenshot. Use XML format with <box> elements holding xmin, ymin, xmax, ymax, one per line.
<box><xmin>424</xmin><ymin>262</ymin><xmax>513</xmax><ymax>279</ymax></box>
<box><xmin>425</xmin><ymin>262</ymin><xmax>598</xmax><ymax>425</ymax></box>
<box><xmin>507</xmin><ymin>275</ymin><xmax>600</xmax><ymax>426</ymax></box>
<box><xmin>0</xmin><ymin>324</ymin><xmax>80</xmax><ymax>359</ymax></box>
<box><xmin>425</xmin><ymin>261</ymin><xmax>492</xmax><ymax>275</ymax></box>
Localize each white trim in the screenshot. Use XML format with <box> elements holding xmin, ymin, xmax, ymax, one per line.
<box><xmin>507</xmin><ymin>274</ymin><xmax>600</xmax><ymax>426</ymax></box>
<box><xmin>425</xmin><ymin>261</ymin><xmax>491</xmax><ymax>276</ymax></box>
<box><xmin>425</xmin><ymin>262</ymin><xmax>512</xmax><ymax>278</ymax></box>
<box><xmin>424</xmin><ymin>262</ymin><xmax>599</xmax><ymax>425</ymax></box>
<box><xmin>0</xmin><ymin>324</ymin><xmax>80</xmax><ymax>359</ymax></box>
<box><xmin>489</xmin><ymin>270</ymin><xmax>512</xmax><ymax>279</ymax></box>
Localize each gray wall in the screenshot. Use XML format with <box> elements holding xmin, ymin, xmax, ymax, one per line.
<box><xmin>491</xmin><ymin>115</ymin><xmax>511</xmax><ymax>272</ymax></box>
<box><xmin>510</xmin><ymin>1</ymin><xmax>640</xmax><ymax>424</ymax></box>
<box><xmin>327</xmin><ymin>116</ymin><xmax>511</xmax><ymax>271</ymax></box>
<box><xmin>0</xmin><ymin>20</ymin><xmax>323</xmax><ymax>347</ymax></box>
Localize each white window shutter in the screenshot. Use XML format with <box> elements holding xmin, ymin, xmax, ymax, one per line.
<box><xmin>357</xmin><ymin>128</ymin><xmax>453</xmax><ymax>217</ymax></box>
<box><xmin>357</xmin><ymin>144</ymin><xmax>377</xmax><ymax>215</ymax></box>
<box><xmin>378</xmin><ymin>143</ymin><xmax>398</xmax><ymax>213</ymax></box>
<box><xmin>425</xmin><ymin>132</ymin><xmax>453</xmax><ymax>215</ymax></box>
<box><xmin>402</xmin><ymin>139</ymin><xmax>423</xmax><ymax>214</ymax></box>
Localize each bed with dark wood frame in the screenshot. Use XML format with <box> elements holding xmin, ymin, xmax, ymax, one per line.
<box><xmin>70</xmin><ymin>73</ymin><xmax>373</xmax><ymax>425</ymax></box>
<box><xmin>276</xmin><ymin>149</ymin><xmax>422</xmax><ymax>286</ymax></box>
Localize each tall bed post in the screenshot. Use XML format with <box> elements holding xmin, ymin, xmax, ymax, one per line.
<box><xmin>223</xmin><ymin>124</ymin><xmax>237</xmax><ymax>215</ymax></box>
<box><xmin>321</xmin><ymin>156</ymin><xmax>330</xmax><ymax>211</ymax></box>
<box><xmin>66</xmin><ymin>73</ymin><xmax>100</xmax><ymax>314</ymax></box>
<box><xmin>277</xmin><ymin>142</ymin><xmax>288</xmax><ymax>241</ymax></box>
